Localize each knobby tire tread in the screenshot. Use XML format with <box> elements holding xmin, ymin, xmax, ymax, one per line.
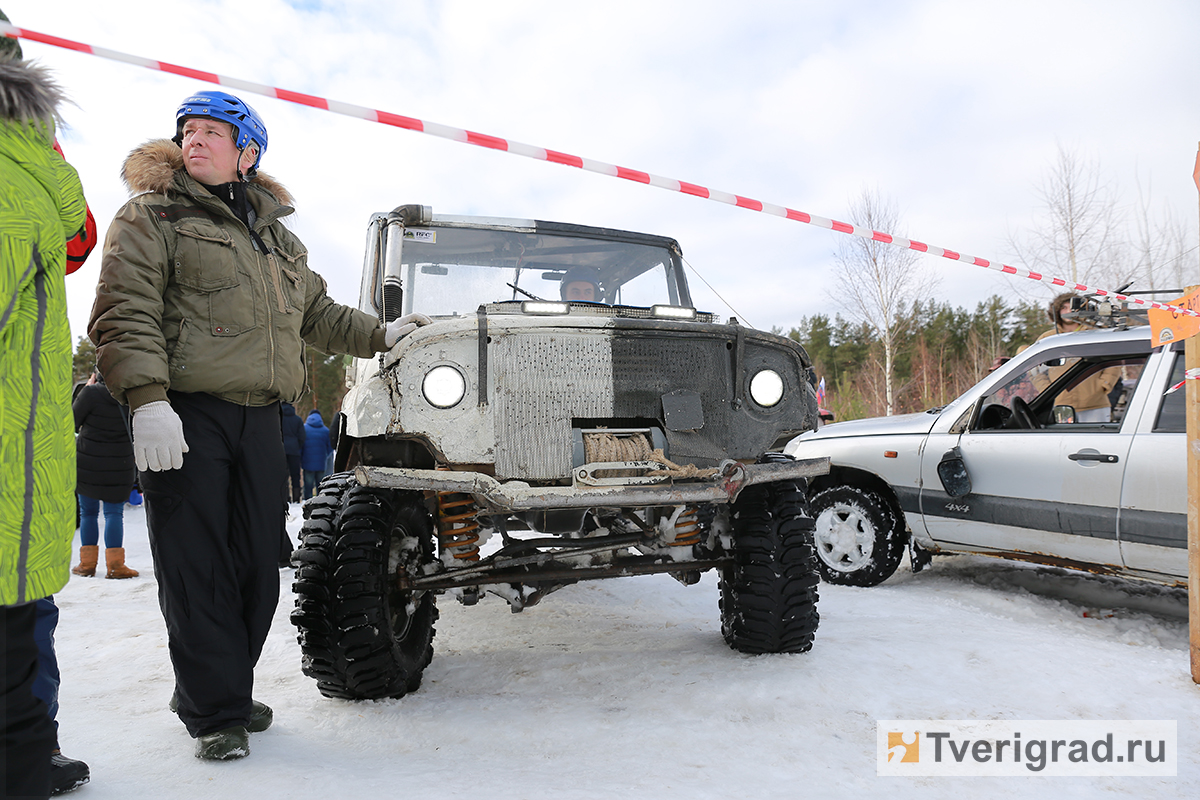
<box><xmin>290</xmin><ymin>473</ymin><xmax>437</xmax><ymax>700</ymax></box>
<box><xmin>719</xmin><ymin>480</ymin><xmax>820</xmax><ymax>655</ymax></box>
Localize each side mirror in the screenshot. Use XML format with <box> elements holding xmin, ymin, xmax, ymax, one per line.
<box><xmin>937</xmin><ymin>447</ymin><xmax>972</xmax><ymax>498</ymax></box>
<box><xmin>1052</xmin><ymin>405</ymin><xmax>1076</xmax><ymax>424</ymax></box>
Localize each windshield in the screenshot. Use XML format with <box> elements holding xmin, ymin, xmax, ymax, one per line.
<box><xmin>365</xmin><ymin>223</ymin><xmax>690</xmax><ymax>318</ymax></box>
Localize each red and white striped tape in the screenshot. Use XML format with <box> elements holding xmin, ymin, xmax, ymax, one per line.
<box><xmin>4</xmin><ymin>22</ymin><xmax>1196</xmax><ymax>319</ymax></box>
<box><xmin>1165</xmin><ymin>367</ymin><xmax>1200</xmax><ymax>395</ymax></box>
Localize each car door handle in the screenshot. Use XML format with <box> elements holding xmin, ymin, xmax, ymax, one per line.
<box><xmin>1068</xmin><ymin>451</ymin><xmax>1119</xmax><ymax>464</ymax></box>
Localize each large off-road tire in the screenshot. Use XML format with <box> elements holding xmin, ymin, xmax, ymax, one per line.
<box><xmin>809</xmin><ymin>485</ymin><xmax>906</xmax><ymax>587</ymax></box>
<box><xmin>290</xmin><ymin>474</ymin><xmax>438</xmax><ymax>699</ymax></box>
<box><xmin>719</xmin><ymin>479</ymin><xmax>820</xmax><ymax>654</ymax></box>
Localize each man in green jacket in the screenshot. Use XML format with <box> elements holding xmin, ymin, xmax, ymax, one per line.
<box><xmin>1</xmin><ymin>47</ymin><xmax>88</xmax><ymax>797</ymax></box>
<box><xmin>88</xmin><ymin>90</ymin><xmax>428</xmax><ymax>761</ymax></box>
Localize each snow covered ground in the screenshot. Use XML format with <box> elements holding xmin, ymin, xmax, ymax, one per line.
<box><xmin>52</xmin><ymin>503</ymin><xmax>1198</xmax><ymax>799</ymax></box>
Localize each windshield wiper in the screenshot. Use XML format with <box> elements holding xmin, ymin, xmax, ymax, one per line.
<box><xmin>507</xmin><ymin>282</ymin><xmax>544</xmax><ymax>301</ymax></box>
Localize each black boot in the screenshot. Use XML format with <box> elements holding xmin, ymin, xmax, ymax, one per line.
<box><xmin>170</xmin><ymin>692</ymin><xmax>273</xmax><ymax>732</ymax></box>
<box><xmin>195</xmin><ymin>726</ymin><xmax>250</xmax><ymax>760</ymax></box>
<box><xmin>50</xmin><ymin>750</ymin><xmax>90</xmax><ymax>795</ymax></box>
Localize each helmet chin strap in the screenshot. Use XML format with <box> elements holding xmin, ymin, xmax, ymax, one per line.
<box><xmin>237</xmin><ymin>146</ymin><xmax>258</xmax><ymax>181</ymax></box>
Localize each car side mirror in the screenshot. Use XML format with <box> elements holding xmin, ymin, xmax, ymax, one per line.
<box><xmin>937</xmin><ymin>447</ymin><xmax>972</xmax><ymax>498</ymax></box>
<box><xmin>1052</xmin><ymin>405</ymin><xmax>1076</xmax><ymax>424</ymax></box>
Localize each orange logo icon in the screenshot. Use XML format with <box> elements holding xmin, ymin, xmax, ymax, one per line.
<box><xmin>887</xmin><ymin>732</ymin><xmax>919</xmax><ymax>763</ymax></box>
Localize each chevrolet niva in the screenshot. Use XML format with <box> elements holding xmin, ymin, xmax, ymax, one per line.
<box><xmin>787</xmin><ymin>321</ymin><xmax>1186</xmax><ymax>589</ymax></box>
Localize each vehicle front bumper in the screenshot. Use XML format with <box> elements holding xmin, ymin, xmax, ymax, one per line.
<box><xmin>355</xmin><ymin>456</ymin><xmax>829</xmax><ymax>512</ymax></box>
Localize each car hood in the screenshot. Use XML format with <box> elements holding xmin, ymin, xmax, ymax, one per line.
<box><xmin>785</xmin><ymin>409</ymin><xmax>939</xmax><ymax>452</ymax></box>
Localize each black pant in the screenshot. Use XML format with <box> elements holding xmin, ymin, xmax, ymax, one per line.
<box><xmin>285</xmin><ymin>454</ymin><xmax>302</xmax><ymax>502</ymax></box>
<box><xmin>140</xmin><ymin>392</ymin><xmax>286</xmax><ymax>738</ymax></box>
<box><xmin>3</xmin><ymin>603</ymin><xmax>53</xmax><ymax>799</ymax></box>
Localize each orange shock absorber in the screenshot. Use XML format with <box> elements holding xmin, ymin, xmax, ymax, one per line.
<box><xmin>671</xmin><ymin>506</ymin><xmax>701</xmax><ymax>547</ymax></box>
<box><xmin>435</xmin><ymin>490</ymin><xmax>482</xmax><ymax>561</ymax></box>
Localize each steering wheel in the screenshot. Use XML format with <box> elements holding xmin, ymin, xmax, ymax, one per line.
<box><xmin>1009</xmin><ymin>396</ymin><xmax>1036</xmax><ymax>430</ymax></box>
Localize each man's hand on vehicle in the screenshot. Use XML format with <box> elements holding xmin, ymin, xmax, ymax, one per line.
<box><xmin>133</xmin><ymin>401</ymin><xmax>189</xmax><ymax>471</ymax></box>
<box><xmin>385</xmin><ymin>313</ymin><xmax>433</xmax><ymax>348</ymax></box>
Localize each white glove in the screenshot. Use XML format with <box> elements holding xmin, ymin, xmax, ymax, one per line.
<box><xmin>132</xmin><ymin>401</ymin><xmax>189</xmax><ymax>472</ymax></box>
<box><xmin>384</xmin><ymin>312</ymin><xmax>433</xmax><ymax>348</ymax></box>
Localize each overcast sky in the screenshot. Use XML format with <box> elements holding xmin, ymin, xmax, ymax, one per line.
<box><xmin>5</xmin><ymin>0</ymin><xmax>1198</xmax><ymax>344</ymax></box>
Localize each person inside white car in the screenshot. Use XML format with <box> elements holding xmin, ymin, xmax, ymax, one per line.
<box><xmin>1033</xmin><ymin>293</ymin><xmax>1124</xmax><ymax>422</ymax></box>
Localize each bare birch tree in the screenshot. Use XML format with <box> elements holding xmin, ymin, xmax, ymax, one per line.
<box><xmin>1159</xmin><ymin>213</ymin><xmax>1199</xmax><ymax>292</ymax></box>
<box><xmin>1136</xmin><ymin>190</ymin><xmax>1197</xmax><ymax>295</ymax></box>
<box><xmin>829</xmin><ymin>188</ymin><xmax>926</xmax><ymax>416</ymax></box>
<box><xmin>1131</xmin><ymin>172</ymin><xmax>1197</xmax><ymax>295</ymax></box>
<box><xmin>1007</xmin><ymin>143</ymin><xmax>1129</xmax><ymax>291</ymax></box>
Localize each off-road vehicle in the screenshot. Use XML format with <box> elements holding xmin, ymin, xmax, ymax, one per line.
<box><xmin>290</xmin><ymin>205</ymin><xmax>828</xmax><ymax>699</ymax></box>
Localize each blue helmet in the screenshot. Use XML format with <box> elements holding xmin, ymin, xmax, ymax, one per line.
<box><xmin>174</xmin><ymin>90</ymin><xmax>268</xmax><ymax>173</ymax></box>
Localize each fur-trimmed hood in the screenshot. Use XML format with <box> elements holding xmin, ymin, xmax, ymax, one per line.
<box><xmin>0</xmin><ymin>59</ymin><xmax>66</xmax><ymax>129</ymax></box>
<box><xmin>121</xmin><ymin>137</ymin><xmax>293</xmax><ymax>206</ymax></box>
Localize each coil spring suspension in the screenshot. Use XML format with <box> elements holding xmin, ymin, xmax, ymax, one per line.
<box><xmin>435</xmin><ymin>488</ymin><xmax>481</xmax><ymax>562</ymax></box>
<box><xmin>671</xmin><ymin>506</ymin><xmax>701</xmax><ymax>547</ymax></box>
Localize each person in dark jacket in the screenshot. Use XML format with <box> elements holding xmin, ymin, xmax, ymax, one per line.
<box><xmin>300</xmin><ymin>410</ymin><xmax>333</xmax><ymax>500</ymax></box>
<box><xmin>71</xmin><ymin>371</ymin><xmax>137</xmax><ymax>578</ymax></box>
<box><xmin>279</xmin><ymin>402</ymin><xmax>305</xmax><ymax>504</ymax></box>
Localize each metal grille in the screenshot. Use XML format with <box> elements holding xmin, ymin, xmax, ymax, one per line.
<box><xmin>491</xmin><ymin>332</ymin><xmax>614</xmax><ymax>480</ymax></box>
<box><xmin>612</xmin><ymin>335</ymin><xmax>733</xmax><ymax>464</ymax></box>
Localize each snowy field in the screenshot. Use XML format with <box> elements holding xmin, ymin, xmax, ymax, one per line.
<box><xmin>51</xmin><ymin>503</ymin><xmax>1198</xmax><ymax>799</ymax></box>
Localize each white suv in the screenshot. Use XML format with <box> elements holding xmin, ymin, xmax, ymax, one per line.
<box><xmin>786</xmin><ymin>325</ymin><xmax>1186</xmax><ymax>587</ymax></box>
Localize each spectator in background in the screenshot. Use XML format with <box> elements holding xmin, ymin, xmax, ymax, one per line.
<box><xmin>324</xmin><ymin>409</ymin><xmax>337</xmax><ymax>475</ymax></box>
<box><xmin>301</xmin><ymin>410</ymin><xmax>333</xmax><ymax>499</ymax></box>
<box><xmin>279</xmin><ymin>402</ymin><xmax>305</xmax><ymax>504</ymax></box>
<box><xmin>1</xmin><ymin>36</ymin><xmax>89</xmax><ymax>798</ymax></box>
<box><xmin>72</xmin><ymin>370</ymin><xmax>138</xmax><ymax>579</ymax></box>
<box><xmin>327</xmin><ymin>405</ymin><xmax>340</xmax><ymax>473</ymax></box>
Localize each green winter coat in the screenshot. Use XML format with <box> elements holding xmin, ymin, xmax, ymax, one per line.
<box><xmin>89</xmin><ymin>140</ymin><xmax>385</xmax><ymax>411</ymax></box>
<box><xmin>0</xmin><ymin>60</ymin><xmax>87</xmax><ymax>605</ymax></box>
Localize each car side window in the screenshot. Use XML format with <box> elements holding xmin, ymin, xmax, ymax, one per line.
<box><xmin>1153</xmin><ymin>352</ymin><xmax>1186</xmax><ymax>433</ymax></box>
<box><xmin>1050</xmin><ymin>357</ymin><xmax>1145</xmax><ymax>426</ymax></box>
<box><xmin>976</xmin><ymin>351</ymin><xmax>1147</xmax><ymax>431</ymax></box>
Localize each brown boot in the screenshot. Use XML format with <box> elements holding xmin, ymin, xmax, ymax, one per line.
<box><xmin>104</xmin><ymin>547</ymin><xmax>139</xmax><ymax>579</ymax></box>
<box><xmin>71</xmin><ymin>545</ymin><xmax>99</xmax><ymax>577</ymax></box>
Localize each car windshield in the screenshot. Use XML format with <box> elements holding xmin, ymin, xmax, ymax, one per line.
<box><xmin>366</xmin><ymin>224</ymin><xmax>689</xmax><ymax>318</ymax></box>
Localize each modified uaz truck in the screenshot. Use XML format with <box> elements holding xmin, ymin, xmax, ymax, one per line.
<box><xmin>289</xmin><ymin>205</ymin><xmax>828</xmax><ymax>699</ymax></box>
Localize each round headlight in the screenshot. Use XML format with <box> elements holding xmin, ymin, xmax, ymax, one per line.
<box><xmin>422</xmin><ymin>365</ymin><xmax>466</xmax><ymax>409</ymax></box>
<box><xmin>749</xmin><ymin>369</ymin><xmax>784</xmax><ymax>408</ymax></box>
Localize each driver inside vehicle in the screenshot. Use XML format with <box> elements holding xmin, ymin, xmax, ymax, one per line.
<box><xmin>559</xmin><ymin>267</ymin><xmax>604</xmax><ymax>303</ymax></box>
